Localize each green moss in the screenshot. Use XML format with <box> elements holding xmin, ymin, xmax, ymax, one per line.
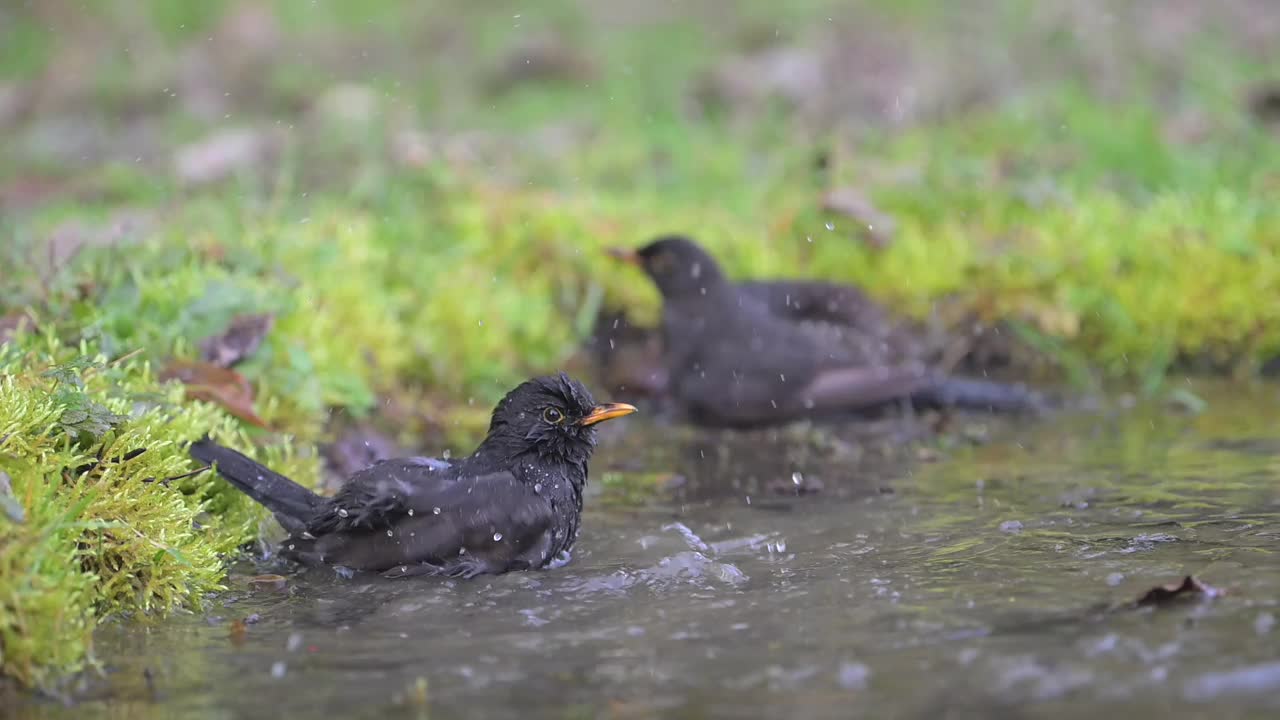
<box><xmin>3</xmin><ymin>0</ymin><xmax>1280</xmax><ymax>691</ymax></box>
<box><xmin>0</xmin><ymin>350</ymin><xmax>316</xmax><ymax>687</ymax></box>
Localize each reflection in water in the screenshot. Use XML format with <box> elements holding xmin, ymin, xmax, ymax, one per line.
<box><xmin>13</xmin><ymin>381</ymin><xmax>1280</xmax><ymax>719</ymax></box>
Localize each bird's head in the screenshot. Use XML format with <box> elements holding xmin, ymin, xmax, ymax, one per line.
<box><xmin>609</xmin><ymin>235</ymin><xmax>728</xmax><ymax>300</ymax></box>
<box><xmin>481</xmin><ymin>373</ymin><xmax>637</xmax><ymax>465</ymax></box>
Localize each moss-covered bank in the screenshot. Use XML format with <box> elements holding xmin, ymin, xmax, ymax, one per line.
<box><xmin>3</xmin><ymin>0</ymin><xmax>1279</xmax><ymax>691</ymax></box>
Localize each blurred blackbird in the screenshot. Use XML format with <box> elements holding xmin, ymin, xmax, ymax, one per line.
<box><xmin>190</xmin><ymin>374</ymin><xmax>636</xmax><ymax>578</ymax></box>
<box><xmin>609</xmin><ymin>235</ymin><xmax>1043</xmax><ymax>427</ymax></box>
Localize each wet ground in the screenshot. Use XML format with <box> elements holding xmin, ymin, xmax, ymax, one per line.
<box><xmin>13</xmin><ymin>380</ymin><xmax>1280</xmax><ymax>719</ymax></box>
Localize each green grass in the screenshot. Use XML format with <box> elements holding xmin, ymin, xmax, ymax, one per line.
<box><xmin>2</xmin><ymin>0</ymin><xmax>1279</xmax><ymax>690</ymax></box>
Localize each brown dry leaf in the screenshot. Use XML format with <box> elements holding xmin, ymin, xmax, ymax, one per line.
<box><xmin>199</xmin><ymin>313</ymin><xmax>275</xmax><ymax>368</ymax></box>
<box><xmin>247</xmin><ymin>574</ymin><xmax>288</xmax><ymax>592</ymax></box>
<box><xmin>1135</xmin><ymin>575</ymin><xmax>1226</xmax><ymax>608</ymax></box>
<box><xmin>159</xmin><ymin>359</ymin><xmax>269</xmax><ymax>428</ymax></box>
<box><xmin>821</xmin><ymin>187</ymin><xmax>896</xmax><ymax>249</ymax></box>
<box><xmin>229</xmin><ymin>618</ymin><xmax>248</xmax><ymax>646</ymax></box>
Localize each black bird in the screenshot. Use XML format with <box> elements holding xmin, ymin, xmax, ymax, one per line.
<box><xmin>609</xmin><ymin>235</ymin><xmax>1043</xmax><ymax>427</ymax></box>
<box><xmin>190</xmin><ymin>374</ymin><xmax>636</xmax><ymax>578</ymax></box>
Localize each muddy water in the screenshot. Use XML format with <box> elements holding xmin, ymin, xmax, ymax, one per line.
<box><xmin>15</xmin><ymin>381</ymin><xmax>1280</xmax><ymax>719</ymax></box>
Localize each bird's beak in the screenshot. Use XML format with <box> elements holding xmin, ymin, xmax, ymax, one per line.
<box><xmin>606</xmin><ymin>247</ymin><xmax>643</xmax><ymax>267</ymax></box>
<box><xmin>579</xmin><ymin>402</ymin><xmax>638</xmax><ymax>426</ymax></box>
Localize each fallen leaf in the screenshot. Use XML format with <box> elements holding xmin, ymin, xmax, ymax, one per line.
<box><xmin>199</xmin><ymin>313</ymin><xmax>275</xmax><ymax>368</ymax></box>
<box><xmin>160</xmin><ymin>359</ymin><xmax>269</xmax><ymax>428</ymax></box>
<box><xmin>1135</xmin><ymin>575</ymin><xmax>1225</xmax><ymax>608</ymax></box>
<box><xmin>821</xmin><ymin>187</ymin><xmax>896</xmax><ymax>249</ymax></box>
<box><xmin>229</xmin><ymin>618</ymin><xmax>248</xmax><ymax>646</ymax></box>
<box><xmin>247</xmin><ymin>574</ymin><xmax>288</xmax><ymax>592</ymax></box>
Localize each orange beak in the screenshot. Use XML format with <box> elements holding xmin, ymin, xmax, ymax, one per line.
<box><xmin>578</xmin><ymin>402</ymin><xmax>638</xmax><ymax>426</ymax></box>
<box><xmin>606</xmin><ymin>247</ymin><xmax>643</xmax><ymax>267</ymax></box>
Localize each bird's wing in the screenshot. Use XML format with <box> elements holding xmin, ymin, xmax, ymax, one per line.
<box><xmin>300</xmin><ymin>465</ymin><xmax>556</xmax><ymax>572</ymax></box>
<box><xmin>737</xmin><ymin>280</ymin><xmax>890</xmax><ymax>329</ymax></box>
<box><xmin>737</xmin><ymin>280</ymin><xmax>927</xmax><ymax>366</ymax></box>
<box><xmin>305</xmin><ymin>456</ymin><xmax>459</xmax><ymax>534</ymax></box>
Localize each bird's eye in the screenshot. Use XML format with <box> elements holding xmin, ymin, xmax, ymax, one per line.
<box><xmin>542</xmin><ymin>407</ymin><xmax>564</xmax><ymax>424</ymax></box>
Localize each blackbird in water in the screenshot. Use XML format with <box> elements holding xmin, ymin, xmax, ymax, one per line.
<box><xmin>190</xmin><ymin>374</ymin><xmax>636</xmax><ymax>578</ymax></box>
<box><xmin>609</xmin><ymin>235</ymin><xmax>1043</xmax><ymax>427</ymax></box>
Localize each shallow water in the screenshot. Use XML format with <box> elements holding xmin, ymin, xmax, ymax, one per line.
<box><xmin>15</xmin><ymin>381</ymin><xmax>1280</xmax><ymax>719</ymax></box>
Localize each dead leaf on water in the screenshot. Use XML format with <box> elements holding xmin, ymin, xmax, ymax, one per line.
<box><xmin>247</xmin><ymin>574</ymin><xmax>288</xmax><ymax>592</ymax></box>
<box><xmin>1134</xmin><ymin>575</ymin><xmax>1225</xmax><ymax>608</ymax></box>
<box><xmin>229</xmin><ymin>618</ymin><xmax>247</xmax><ymax>646</ymax></box>
<box><xmin>159</xmin><ymin>359</ymin><xmax>269</xmax><ymax>428</ymax></box>
<box><xmin>199</xmin><ymin>313</ymin><xmax>275</xmax><ymax>368</ymax></box>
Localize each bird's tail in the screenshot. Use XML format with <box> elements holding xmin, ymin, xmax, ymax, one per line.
<box><xmin>913</xmin><ymin>375</ymin><xmax>1048</xmax><ymax>414</ymax></box>
<box><xmin>189</xmin><ymin>437</ymin><xmax>322</xmax><ymax>532</ymax></box>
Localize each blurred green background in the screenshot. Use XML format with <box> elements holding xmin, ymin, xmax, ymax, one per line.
<box><xmin>1</xmin><ymin>0</ymin><xmax>1279</xmax><ymax>690</ymax></box>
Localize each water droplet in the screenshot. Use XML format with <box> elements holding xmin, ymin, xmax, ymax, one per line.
<box><xmin>533</xmin><ymin>483</ymin><xmax>542</xmax><ymax>494</ymax></box>
<box><xmin>791</xmin><ymin>472</ymin><xmax>803</xmax><ymax>486</ymax></box>
<box><xmin>432</xmin><ymin>507</ymin><xmax>441</xmax><ymax>515</ymax></box>
<box><xmin>407</xmin><ymin>508</ymin><xmax>414</xmax><ymax>516</ymax></box>
<box><xmin>386</xmin><ymin>529</ymin><xmax>393</xmax><ymax>537</ymax></box>
<box><xmin>459</xmin><ymin>547</ymin><xmax>467</xmax><ymax>555</ymax></box>
<box><xmin>825</xmin><ymin>222</ymin><xmax>835</xmax><ymax>231</ymax></box>
<box><xmin>493</xmin><ymin>532</ymin><xmax>503</xmax><ymax>542</ymax></box>
<box><xmin>337</xmin><ymin>507</ymin><xmax>349</xmax><ymax>518</ymax></box>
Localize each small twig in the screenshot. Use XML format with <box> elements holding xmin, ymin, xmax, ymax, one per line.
<box><xmin>109</xmin><ymin>347</ymin><xmax>145</xmax><ymax>367</ymax></box>
<box><xmin>143</xmin><ymin>464</ymin><xmax>212</xmax><ymax>488</ymax></box>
